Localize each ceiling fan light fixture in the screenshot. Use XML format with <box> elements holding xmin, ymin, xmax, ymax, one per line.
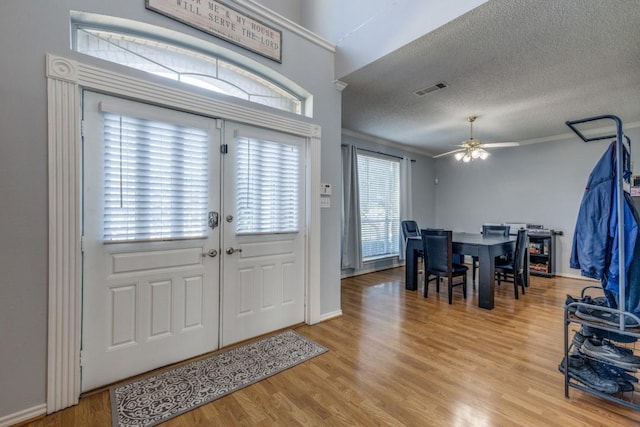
<box><xmin>438</xmin><ymin>115</ymin><xmax>518</xmax><ymax>162</ymax></box>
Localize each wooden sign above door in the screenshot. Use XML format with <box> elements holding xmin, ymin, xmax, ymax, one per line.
<box><xmin>146</xmin><ymin>0</ymin><xmax>282</xmax><ymax>62</ymax></box>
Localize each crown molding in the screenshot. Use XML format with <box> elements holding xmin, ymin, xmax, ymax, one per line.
<box><xmin>334</xmin><ymin>80</ymin><xmax>348</xmax><ymax>92</ymax></box>
<box><xmin>232</xmin><ymin>0</ymin><xmax>335</xmax><ymax>53</ymax></box>
<box><xmin>341</xmin><ymin>128</ymin><xmax>435</xmax><ymax>158</ymax></box>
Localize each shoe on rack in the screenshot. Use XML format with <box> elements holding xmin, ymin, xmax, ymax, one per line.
<box><xmin>565</xmin><ymin>295</ymin><xmax>579</xmax><ymax>313</ymax></box>
<box><xmin>565</xmin><ymin>295</ymin><xmax>595</xmax><ymax>313</ymax></box>
<box><xmin>575</xmin><ymin>304</ymin><xmax>640</xmax><ymax>328</ymax></box>
<box><xmin>571</xmin><ymin>329</ymin><xmax>587</xmax><ymax>349</ymax></box>
<box><xmin>586</xmin><ymin>358</ymin><xmax>634</xmax><ymax>392</ymax></box>
<box><xmin>558</xmin><ymin>354</ymin><xmax>620</xmax><ymax>394</ymax></box>
<box><xmin>579</xmin><ymin>338</ymin><xmax>640</xmax><ymax>371</ymax></box>
<box><xmin>608</xmin><ymin>364</ymin><xmax>639</xmax><ymax>383</ymax></box>
<box><xmin>565</xmin><ymin>294</ymin><xmax>608</xmax><ymax>308</ymax></box>
<box><xmin>582</xmin><ymin>325</ymin><xmax>639</xmax><ymax>344</ymax></box>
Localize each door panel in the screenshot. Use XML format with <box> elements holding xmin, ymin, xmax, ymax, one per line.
<box><xmin>81</xmin><ymin>92</ymin><xmax>221</xmax><ymax>391</ymax></box>
<box><xmin>221</xmin><ymin>123</ymin><xmax>306</xmax><ymax>346</ymax></box>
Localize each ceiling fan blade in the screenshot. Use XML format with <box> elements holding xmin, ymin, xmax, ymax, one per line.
<box><xmin>433</xmin><ymin>148</ymin><xmax>465</xmax><ymax>158</ymax></box>
<box><xmin>480</xmin><ymin>142</ymin><xmax>520</xmax><ymax>148</ymax></box>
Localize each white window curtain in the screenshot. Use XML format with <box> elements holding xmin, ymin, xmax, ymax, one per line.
<box><xmin>341</xmin><ymin>145</ymin><xmax>362</xmax><ymax>270</ymax></box>
<box><xmin>399</xmin><ymin>156</ymin><xmax>413</xmax><ymax>260</ymax></box>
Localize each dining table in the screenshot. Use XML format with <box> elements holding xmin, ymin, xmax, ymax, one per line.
<box><xmin>405</xmin><ymin>232</ymin><xmax>527</xmax><ymax>310</ymax></box>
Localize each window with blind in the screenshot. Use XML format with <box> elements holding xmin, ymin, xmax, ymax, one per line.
<box><xmin>357</xmin><ymin>152</ymin><xmax>400</xmax><ymax>260</ymax></box>
<box><xmin>102</xmin><ymin>112</ymin><xmax>209</xmax><ymax>242</ymax></box>
<box><xmin>235</xmin><ymin>137</ymin><xmax>300</xmax><ymax>234</ymax></box>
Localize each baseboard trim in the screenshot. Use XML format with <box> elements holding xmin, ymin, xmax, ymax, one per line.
<box><xmin>341</xmin><ymin>263</ymin><xmax>404</xmax><ymax>279</ymax></box>
<box><xmin>319</xmin><ymin>310</ymin><xmax>343</xmax><ymax>322</ymax></box>
<box><xmin>554</xmin><ymin>272</ymin><xmax>599</xmax><ymax>282</ymax></box>
<box><xmin>0</xmin><ymin>403</ymin><xmax>47</xmax><ymax>427</ymax></box>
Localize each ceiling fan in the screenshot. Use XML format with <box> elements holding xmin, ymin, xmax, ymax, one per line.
<box><xmin>433</xmin><ymin>116</ymin><xmax>520</xmax><ymax>162</ymax></box>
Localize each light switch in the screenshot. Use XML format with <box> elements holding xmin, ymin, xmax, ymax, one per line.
<box><xmin>320</xmin><ymin>196</ymin><xmax>331</xmax><ymax>208</ymax></box>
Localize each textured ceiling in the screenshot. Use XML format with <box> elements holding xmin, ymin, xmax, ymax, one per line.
<box><xmin>340</xmin><ymin>0</ymin><xmax>640</xmax><ymax>157</ymax></box>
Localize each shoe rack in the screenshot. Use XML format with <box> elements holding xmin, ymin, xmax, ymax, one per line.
<box><xmin>564</xmin><ymin>293</ymin><xmax>640</xmax><ymax>410</ymax></box>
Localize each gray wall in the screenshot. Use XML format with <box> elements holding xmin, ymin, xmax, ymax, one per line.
<box><xmin>341</xmin><ymin>132</ymin><xmax>436</xmax><ymax>276</ymax></box>
<box><xmin>434</xmin><ymin>127</ymin><xmax>640</xmax><ymax>278</ymax></box>
<box><xmin>256</xmin><ymin>0</ymin><xmax>301</xmax><ymax>23</ymax></box>
<box><xmin>0</xmin><ymin>0</ymin><xmax>341</xmax><ymax>419</ymax></box>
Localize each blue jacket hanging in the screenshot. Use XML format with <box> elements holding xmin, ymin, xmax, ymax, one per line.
<box><xmin>570</xmin><ymin>141</ymin><xmax>640</xmax><ymax>316</ymax></box>
<box><xmin>570</xmin><ymin>142</ymin><xmax>616</xmax><ymax>279</ymax></box>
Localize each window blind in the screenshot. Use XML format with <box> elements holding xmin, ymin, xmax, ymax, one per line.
<box><xmin>357</xmin><ymin>153</ymin><xmax>400</xmax><ymax>260</ymax></box>
<box><xmin>102</xmin><ymin>113</ymin><xmax>209</xmax><ymax>242</ymax></box>
<box><xmin>235</xmin><ymin>137</ymin><xmax>300</xmax><ymax>234</ymax></box>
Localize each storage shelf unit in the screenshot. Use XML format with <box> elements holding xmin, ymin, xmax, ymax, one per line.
<box><xmin>528</xmin><ymin>231</ymin><xmax>556</xmax><ymax>277</ymax></box>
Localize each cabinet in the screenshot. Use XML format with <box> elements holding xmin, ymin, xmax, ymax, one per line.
<box><xmin>528</xmin><ymin>231</ymin><xmax>556</xmax><ymax>277</ymax></box>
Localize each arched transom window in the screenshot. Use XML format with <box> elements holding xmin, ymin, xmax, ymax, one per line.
<box><xmin>74</xmin><ymin>26</ymin><xmax>305</xmax><ymax>115</ymax></box>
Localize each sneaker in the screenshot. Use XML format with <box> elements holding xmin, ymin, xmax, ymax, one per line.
<box><xmin>608</xmin><ymin>364</ymin><xmax>639</xmax><ymax>383</ymax></box>
<box><xmin>565</xmin><ymin>294</ymin><xmax>608</xmax><ymax>309</ymax></box>
<box><xmin>582</xmin><ymin>325</ymin><xmax>639</xmax><ymax>344</ymax></box>
<box><xmin>579</xmin><ymin>338</ymin><xmax>640</xmax><ymax>371</ymax></box>
<box><xmin>571</xmin><ymin>330</ymin><xmax>587</xmax><ymax>349</ymax></box>
<box><xmin>575</xmin><ymin>304</ymin><xmax>640</xmax><ymax>328</ymax></box>
<box><xmin>558</xmin><ymin>354</ymin><xmax>620</xmax><ymax>393</ymax></box>
<box><xmin>586</xmin><ymin>358</ymin><xmax>634</xmax><ymax>392</ymax></box>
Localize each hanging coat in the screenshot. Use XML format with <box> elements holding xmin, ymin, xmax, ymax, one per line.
<box><xmin>570</xmin><ymin>141</ymin><xmax>640</xmax><ymax>317</ymax></box>
<box><xmin>570</xmin><ymin>142</ymin><xmax>616</xmax><ymax>279</ymax></box>
<box><xmin>605</xmin><ymin>184</ymin><xmax>638</xmax><ymax>308</ymax></box>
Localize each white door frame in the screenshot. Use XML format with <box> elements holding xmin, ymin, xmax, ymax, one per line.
<box><xmin>45</xmin><ymin>53</ymin><xmax>322</xmax><ymax>413</ymax></box>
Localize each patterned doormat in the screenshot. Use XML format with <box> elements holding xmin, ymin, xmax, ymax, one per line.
<box><xmin>109</xmin><ymin>330</ymin><xmax>327</xmax><ymax>427</ymax></box>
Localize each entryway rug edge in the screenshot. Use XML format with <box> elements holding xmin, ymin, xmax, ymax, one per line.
<box><xmin>109</xmin><ymin>329</ymin><xmax>328</xmax><ymax>427</ymax></box>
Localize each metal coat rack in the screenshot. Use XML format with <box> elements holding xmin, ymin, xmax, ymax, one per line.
<box><xmin>564</xmin><ymin>114</ymin><xmax>640</xmax><ymax>410</ymax></box>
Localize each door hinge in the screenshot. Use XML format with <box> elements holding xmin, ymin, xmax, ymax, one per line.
<box><xmin>80</xmin><ymin>120</ymin><xmax>85</xmax><ymax>137</ymax></box>
<box><xmin>80</xmin><ymin>350</ymin><xmax>84</xmax><ymax>367</ymax></box>
<box><xmin>215</xmin><ymin>119</ymin><xmax>223</xmax><ymax>129</ymax></box>
<box><xmin>81</xmin><ymin>235</ymin><xmax>85</xmax><ymax>253</ymax></box>
<box><xmin>220</xmin><ymin>144</ymin><xmax>228</xmax><ymax>154</ymax></box>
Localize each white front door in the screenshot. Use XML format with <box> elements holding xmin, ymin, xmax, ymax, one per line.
<box><xmin>81</xmin><ymin>92</ymin><xmax>221</xmax><ymax>391</ymax></box>
<box><xmin>221</xmin><ymin>123</ymin><xmax>306</xmax><ymax>346</ymax></box>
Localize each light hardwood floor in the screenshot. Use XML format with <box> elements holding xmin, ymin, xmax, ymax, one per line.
<box><xmin>23</xmin><ymin>268</ymin><xmax>640</xmax><ymax>426</ymax></box>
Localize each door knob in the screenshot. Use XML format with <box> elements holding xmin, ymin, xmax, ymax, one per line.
<box><xmin>225</xmin><ymin>247</ymin><xmax>242</xmax><ymax>255</ymax></box>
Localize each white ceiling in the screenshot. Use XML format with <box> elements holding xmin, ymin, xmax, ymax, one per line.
<box><xmin>338</xmin><ymin>0</ymin><xmax>640</xmax><ymax>157</ymax></box>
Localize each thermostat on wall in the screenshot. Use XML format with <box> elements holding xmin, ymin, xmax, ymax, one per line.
<box><xmin>321</xmin><ymin>183</ymin><xmax>332</xmax><ymax>195</ymax></box>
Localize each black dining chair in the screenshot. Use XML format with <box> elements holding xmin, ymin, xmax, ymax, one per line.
<box><xmin>472</xmin><ymin>225</ymin><xmax>511</xmax><ymax>285</ymax></box>
<box><xmin>402</xmin><ymin>220</ymin><xmax>423</xmax><ymax>266</ymax></box>
<box><xmin>422</xmin><ymin>230</ymin><xmax>468</xmax><ymax>304</ymax></box>
<box><xmin>422</xmin><ymin>228</ymin><xmax>465</xmax><ymax>264</ymax></box>
<box><xmin>495</xmin><ymin>228</ymin><xmax>528</xmax><ymax>299</ymax></box>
